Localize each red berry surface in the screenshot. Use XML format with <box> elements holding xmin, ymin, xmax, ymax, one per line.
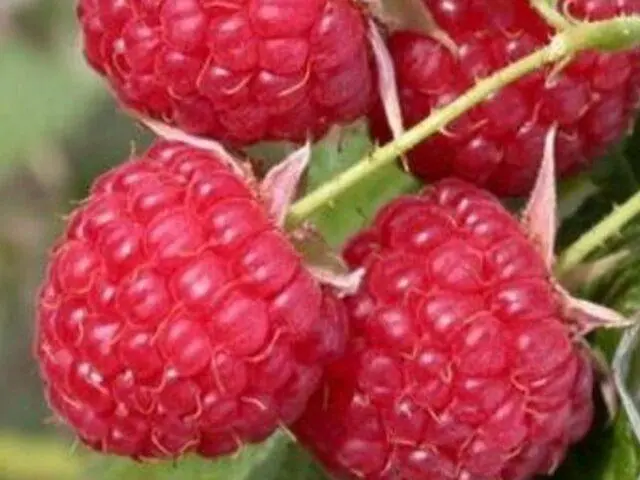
<box><xmin>369</xmin><ymin>0</ymin><xmax>640</xmax><ymax>196</ymax></box>
<box><xmin>35</xmin><ymin>140</ymin><xmax>347</xmax><ymax>459</ymax></box>
<box><xmin>293</xmin><ymin>179</ymin><xmax>594</xmax><ymax>480</ymax></box>
<box><xmin>77</xmin><ymin>0</ymin><xmax>374</xmax><ymax>145</ymax></box>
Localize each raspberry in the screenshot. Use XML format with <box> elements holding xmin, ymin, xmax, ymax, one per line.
<box><xmin>35</xmin><ymin>140</ymin><xmax>347</xmax><ymax>459</ymax></box>
<box><xmin>369</xmin><ymin>0</ymin><xmax>640</xmax><ymax>196</ymax></box>
<box><xmin>77</xmin><ymin>0</ymin><xmax>374</xmax><ymax>145</ymax></box>
<box><xmin>293</xmin><ymin>179</ymin><xmax>595</xmax><ymax>479</ymax></box>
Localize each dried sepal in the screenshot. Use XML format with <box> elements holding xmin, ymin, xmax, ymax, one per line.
<box><xmin>139</xmin><ymin>117</ymin><xmax>249</xmax><ymax>178</ymax></box>
<box><xmin>369</xmin><ymin>19</ymin><xmax>405</xmax><ymax>141</ymax></box>
<box><xmin>261</xmin><ymin>142</ymin><xmax>312</xmax><ymax>227</ymax></box>
<box><xmin>291</xmin><ymin>225</ymin><xmax>364</xmax><ymax>296</ymax></box>
<box><xmin>522</xmin><ymin>126</ymin><xmax>558</xmax><ymax>269</ymax></box>
<box><xmin>558</xmin><ymin>284</ymin><xmax>634</xmax><ymax>334</ymax></box>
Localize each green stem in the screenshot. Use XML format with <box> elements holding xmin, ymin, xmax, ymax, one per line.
<box><xmin>288</xmin><ymin>16</ymin><xmax>640</xmax><ymax>227</ymax></box>
<box><xmin>557</xmin><ymin>191</ymin><xmax>640</xmax><ymax>274</ymax></box>
<box><xmin>530</xmin><ymin>0</ymin><xmax>573</xmax><ymax>30</ymax></box>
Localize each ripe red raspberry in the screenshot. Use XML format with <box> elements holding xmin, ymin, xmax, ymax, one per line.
<box><xmin>77</xmin><ymin>0</ymin><xmax>374</xmax><ymax>145</ymax></box>
<box><xmin>35</xmin><ymin>140</ymin><xmax>347</xmax><ymax>459</ymax></box>
<box><xmin>293</xmin><ymin>179</ymin><xmax>595</xmax><ymax>479</ymax></box>
<box><xmin>369</xmin><ymin>0</ymin><xmax>640</xmax><ymax>196</ymax></box>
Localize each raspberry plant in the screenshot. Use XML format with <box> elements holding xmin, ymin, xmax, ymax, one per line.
<box><xmin>26</xmin><ymin>0</ymin><xmax>640</xmax><ymax>479</ymax></box>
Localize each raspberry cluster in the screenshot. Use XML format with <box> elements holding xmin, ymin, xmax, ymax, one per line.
<box><xmin>369</xmin><ymin>0</ymin><xmax>640</xmax><ymax>195</ymax></box>
<box><xmin>31</xmin><ymin>0</ymin><xmax>640</xmax><ymax>477</ymax></box>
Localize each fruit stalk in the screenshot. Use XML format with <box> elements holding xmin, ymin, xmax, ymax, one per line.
<box><xmin>287</xmin><ymin>15</ymin><xmax>640</xmax><ymax>227</ymax></box>
<box><xmin>557</xmin><ymin>190</ymin><xmax>640</xmax><ymax>274</ymax></box>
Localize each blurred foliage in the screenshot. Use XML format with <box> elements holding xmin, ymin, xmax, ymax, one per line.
<box><xmin>557</xmin><ymin>120</ymin><xmax>640</xmax><ymax>249</ymax></box>
<box><xmin>0</xmin><ymin>432</ymin><xmax>85</xmax><ymax>480</ymax></box>
<box><xmin>1</xmin><ymin>1</ymin><xmax>640</xmax><ymax>479</ymax></box>
<box><xmin>0</xmin><ymin>0</ymin><xmax>103</xmax><ymax>170</ymax></box>
<box><xmin>0</xmin><ymin>39</ymin><xmax>101</xmax><ymax>169</ymax></box>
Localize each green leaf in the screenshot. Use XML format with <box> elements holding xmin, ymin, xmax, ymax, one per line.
<box><xmin>91</xmin><ymin>434</ymin><xmax>284</xmax><ymax>480</ymax></box>
<box><xmin>271</xmin><ymin>438</ymin><xmax>328</xmax><ymax>480</ymax></box>
<box><xmin>90</xmin><ymin>433</ymin><xmax>327</xmax><ymax>480</ymax></box>
<box><xmin>306</xmin><ymin>123</ymin><xmax>421</xmax><ymax>247</ymax></box>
